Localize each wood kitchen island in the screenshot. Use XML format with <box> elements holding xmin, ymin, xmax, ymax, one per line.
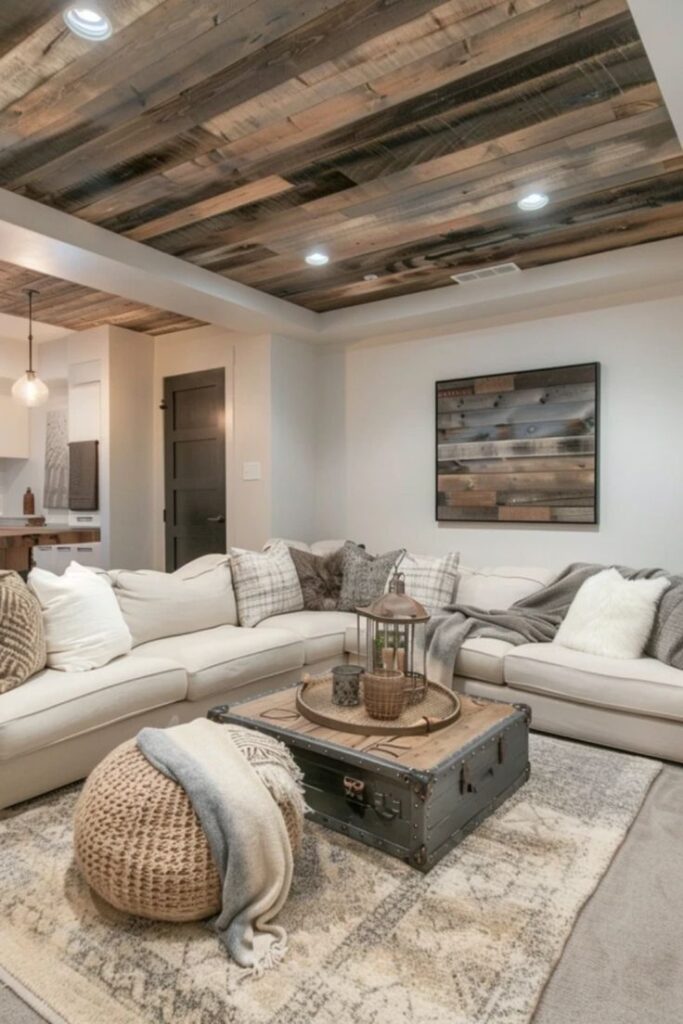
<box><xmin>0</xmin><ymin>526</ymin><xmax>101</xmax><ymax>574</ymax></box>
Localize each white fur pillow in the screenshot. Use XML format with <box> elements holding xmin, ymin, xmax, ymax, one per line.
<box><xmin>555</xmin><ymin>569</ymin><xmax>670</xmax><ymax>660</ymax></box>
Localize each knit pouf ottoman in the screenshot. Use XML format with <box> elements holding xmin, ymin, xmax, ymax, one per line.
<box><xmin>74</xmin><ymin>730</ymin><xmax>304</xmax><ymax>922</ymax></box>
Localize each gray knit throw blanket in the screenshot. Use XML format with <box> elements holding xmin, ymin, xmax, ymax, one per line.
<box><xmin>426</xmin><ymin>562</ymin><xmax>683</xmax><ymax>688</ymax></box>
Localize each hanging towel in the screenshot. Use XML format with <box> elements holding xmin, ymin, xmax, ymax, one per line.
<box><xmin>68</xmin><ymin>440</ymin><xmax>99</xmax><ymax>511</ymax></box>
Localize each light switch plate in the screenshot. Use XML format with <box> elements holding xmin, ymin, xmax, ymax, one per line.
<box><xmin>242</xmin><ymin>461</ymin><xmax>262</xmax><ymax>481</ymax></box>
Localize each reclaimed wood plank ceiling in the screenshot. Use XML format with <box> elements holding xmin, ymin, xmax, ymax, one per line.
<box><xmin>0</xmin><ymin>261</ymin><xmax>204</xmax><ymax>334</ymax></box>
<box><xmin>0</xmin><ymin>0</ymin><xmax>681</xmax><ymax>318</ymax></box>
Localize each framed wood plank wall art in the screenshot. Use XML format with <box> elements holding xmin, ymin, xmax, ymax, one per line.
<box><xmin>436</xmin><ymin>363</ymin><xmax>599</xmax><ymax>525</ymax></box>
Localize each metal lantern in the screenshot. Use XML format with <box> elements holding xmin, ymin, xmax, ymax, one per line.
<box><xmin>356</xmin><ymin>572</ymin><xmax>430</xmax><ymax>706</ymax></box>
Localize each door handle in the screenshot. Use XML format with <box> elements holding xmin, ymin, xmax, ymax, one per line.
<box><xmin>207</xmin><ymin>515</ymin><xmax>225</xmax><ymax>523</ymax></box>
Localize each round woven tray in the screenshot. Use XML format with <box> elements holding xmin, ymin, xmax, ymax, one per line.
<box><xmin>297</xmin><ymin>673</ymin><xmax>461</xmax><ymax>735</ymax></box>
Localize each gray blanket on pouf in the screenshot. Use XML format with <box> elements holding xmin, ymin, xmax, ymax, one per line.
<box><xmin>426</xmin><ymin>562</ymin><xmax>683</xmax><ymax>688</ymax></box>
<box><xmin>137</xmin><ymin>719</ymin><xmax>295</xmax><ymax>976</ymax></box>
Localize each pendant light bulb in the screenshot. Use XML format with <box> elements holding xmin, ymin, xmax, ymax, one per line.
<box><xmin>13</xmin><ymin>289</ymin><xmax>49</xmax><ymax>407</ymax></box>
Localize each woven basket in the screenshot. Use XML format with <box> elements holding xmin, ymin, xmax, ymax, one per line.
<box><xmin>73</xmin><ymin>737</ymin><xmax>302</xmax><ymax>923</ymax></box>
<box><xmin>363</xmin><ymin>669</ymin><xmax>406</xmax><ymax>720</ymax></box>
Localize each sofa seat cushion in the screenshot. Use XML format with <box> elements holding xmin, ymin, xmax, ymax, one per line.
<box><xmin>455</xmin><ymin>638</ymin><xmax>515</xmax><ymax>685</ymax></box>
<box><xmin>0</xmin><ymin>655</ymin><xmax>187</xmax><ymax>761</ymax></box>
<box><xmin>258</xmin><ymin>611</ymin><xmax>357</xmax><ymax>663</ymax></box>
<box><xmin>135</xmin><ymin>625</ymin><xmax>304</xmax><ymax>702</ymax></box>
<box><xmin>505</xmin><ymin>643</ymin><xmax>683</xmax><ymax>722</ymax></box>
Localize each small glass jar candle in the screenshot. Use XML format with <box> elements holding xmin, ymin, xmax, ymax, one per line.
<box><xmin>332</xmin><ymin>664</ymin><xmax>363</xmax><ymax>706</ymax></box>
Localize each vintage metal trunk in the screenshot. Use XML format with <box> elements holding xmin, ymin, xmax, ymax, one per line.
<box><xmin>209</xmin><ymin>692</ymin><xmax>530</xmax><ymax>872</ymax></box>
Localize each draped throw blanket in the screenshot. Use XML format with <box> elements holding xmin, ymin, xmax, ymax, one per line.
<box><xmin>137</xmin><ymin>719</ymin><xmax>296</xmax><ymax>976</ymax></box>
<box><xmin>426</xmin><ymin>562</ymin><xmax>680</xmax><ymax>688</ymax></box>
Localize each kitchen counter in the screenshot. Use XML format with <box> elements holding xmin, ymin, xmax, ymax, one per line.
<box><xmin>0</xmin><ymin>525</ymin><xmax>101</xmax><ymax>573</ymax></box>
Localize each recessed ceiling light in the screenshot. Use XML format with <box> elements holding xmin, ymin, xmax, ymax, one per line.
<box><xmin>363</xmin><ymin>273</ymin><xmax>379</xmax><ymax>282</ymax></box>
<box><xmin>517</xmin><ymin>192</ymin><xmax>549</xmax><ymax>212</ymax></box>
<box><xmin>63</xmin><ymin>7</ymin><xmax>113</xmax><ymax>41</ymax></box>
<box><xmin>304</xmin><ymin>251</ymin><xmax>329</xmax><ymax>266</ymax></box>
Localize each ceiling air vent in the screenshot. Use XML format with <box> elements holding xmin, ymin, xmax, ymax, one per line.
<box><xmin>451</xmin><ymin>262</ymin><xmax>521</xmax><ymax>285</ymax></box>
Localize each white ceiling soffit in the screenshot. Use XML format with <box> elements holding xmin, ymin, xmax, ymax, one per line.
<box><xmin>0</xmin><ymin>188</ymin><xmax>318</xmax><ymax>339</ymax></box>
<box><xmin>628</xmin><ymin>0</ymin><xmax>683</xmax><ymax>147</ymax></box>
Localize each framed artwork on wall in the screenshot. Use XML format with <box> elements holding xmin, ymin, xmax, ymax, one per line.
<box><xmin>436</xmin><ymin>362</ymin><xmax>599</xmax><ymax>525</ymax></box>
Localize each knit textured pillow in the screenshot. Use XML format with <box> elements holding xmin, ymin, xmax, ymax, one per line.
<box><xmin>230</xmin><ymin>541</ymin><xmax>304</xmax><ymax>627</ymax></box>
<box><xmin>0</xmin><ymin>571</ymin><xmax>47</xmax><ymax>693</ymax></box>
<box><xmin>338</xmin><ymin>542</ymin><xmax>405</xmax><ymax>612</ymax></box>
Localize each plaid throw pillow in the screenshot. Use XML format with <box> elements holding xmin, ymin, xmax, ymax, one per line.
<box><xmin>392</xmin><ymin>551</ymin><xmax>460</xmax><ymax>611</ymax></box>
<box><xmin>230</xmin><ymin>542</ymin><xmax>304</xmax><ymax>627</ymax></box>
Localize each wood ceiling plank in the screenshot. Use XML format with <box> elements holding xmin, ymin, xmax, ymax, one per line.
<box><xmin>204</xmin><ymin>0</ymin><xmax>529</xmax><ymax>145</ymax></box>
<box><xmin>48</xmin><ymin>2</ymin><xmax>643</xmax><ymax>232</ymax></box>
<box><xmin>184</xmin><ymin>86</ymin><xmax>664</xmax><ymax>257</ymax></box>
<box><xmin>227</xmin><ymin>144</ymin><xmax>681</xmax><ymax>286</ymax></box>
<box><xmin>218</xmin><ymin>0</ymin><xmax>628</xmax><ymax>171</ymax></box>
<box><xmin>0</xmin><ymin>0</ymin><xmax>259</xmax><ymax>138</ymax></box>
<box><xmin>0</xmin><ymin>1</ymin><xmax>67</xmax><ymax>62</ymax></box>
<box><xmin>0</xmin><ymin>0</ymin><xmax>446</xmax><ymax>197</ymax></box>
<box><xmin>0</xmin><ymin>0</ymin><xmax>163</xmax><ymax>115</ymax></box>
<box><xmin>152</xmin><ymin>37</ymin><xmax>655</xmax><ymax>263</ymax></box>
<box><xmin>125</xmin><ymin>176</ymin><xmax>295</xmax><ymax>241</ymax></box>
<box><xmin>293</xmin><ymin>204</ymin><xmax>683</xmax><ymax>309</ymax></box>
<box><xmin>241</xmin><ymin>171</ymin><xmax>683</xmax><ymax>301</ymax></box>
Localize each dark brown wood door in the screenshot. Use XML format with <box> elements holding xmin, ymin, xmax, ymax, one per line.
<box><xmin>163</xmin><ymin>368</ymin><xmax>226</xmax><ymax>570</ymax></box>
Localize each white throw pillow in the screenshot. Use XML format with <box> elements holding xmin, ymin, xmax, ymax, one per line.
<box><xmin>555</xmin><ymin>568</ymin><xmax>670</xmax><ymax>660</ymax></box>
<box><xmin>391</xmin><ymin>551</ymin><xmax>460</xmax><ymax>611</ymax></box>
<box><xmin>110</xmin><ymin>554</ymin><xmax>237</xmax><ymax>647</ymax></box>
<box><xmin>28</xmin><ymin>563</ymin><xmax>132</xmax><ymax>671</ymax></box>
<box><xmin>230</xmin><ymin>541</ymin><xmax>304</xmax><ymax>627</ymax></box>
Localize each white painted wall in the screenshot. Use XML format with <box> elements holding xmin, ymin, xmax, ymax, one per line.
<box><xmin>270</xmin><ymin>335</ymin><xmax>319</xmax><ymax>542</ymax></box>
<box><xmin>108</xmin><ymin>327</ymin><xmax>155</xmax><ymax>569</ymax></box>
<box><xmin>319</xmin><ymin>294</ymin><xmax>683</xmax><ymax>570</ymax></box>
<box><xmin>152</xmin><ymin>325</ymin><xmax>273</xmax><ymax>567</ymax></box>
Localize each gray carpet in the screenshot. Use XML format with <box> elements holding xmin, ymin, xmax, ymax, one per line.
<box><xmin>534</xmin><ymin>763</ymin><xmax>683</xmax><ymax>1024</ymax></box>
<box><xmin>1</xmin><ymin>765</ymin><xmax>681</xmax><ymax>1024</ymax></box>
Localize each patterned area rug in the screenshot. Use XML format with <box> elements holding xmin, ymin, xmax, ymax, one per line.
<box><xmin>0</xmin><ymin>735</ymin><xmax>660</xmax><ymax>1024</ymax></box>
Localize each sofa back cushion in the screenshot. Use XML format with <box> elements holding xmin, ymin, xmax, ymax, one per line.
<box><xmin>230</xmin><ymin>541</ymin><xmax>304</xmax><ymax>626</ymax></box>
<box><xmin>456</xmin><ymin>565</ymin><xmax>555</xmax><ymax>611</ymax></box>
<box><xmin>0</xmin><ymin>571</ymin><xmax>47</xmax><ymax>692</ymax></box>
<box><xmin>110</xmin><ymin>554</ymin><xmax>237</xmax><ymax>647</ymax></box>
<box><xmin>29</xmin><ymin>563</ymin><xmax>132</xmax><ymax>671</ymax></box>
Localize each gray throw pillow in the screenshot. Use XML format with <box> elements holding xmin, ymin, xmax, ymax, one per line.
<box><xmin>338</xmin><ymin>542</ymin><xmax>405</xmax><ymax>612</ymax></box>
<box><xmin>646</xmin><ymin>574</ymin><xmax>683</xmax><ymax>669</ymax></box>
<box><xmin>0</xmin><ymin>571</ymin><xmax>47</xmax><ymax>693</ymax></box>
<box><xmin>288</xmin><ymin>547</ymin><xmax>344</xmax><ymax>611</ymax></box>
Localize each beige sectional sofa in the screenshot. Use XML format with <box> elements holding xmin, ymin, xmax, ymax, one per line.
<box><xmin>2</xmin><ymin>561</ymin><xmax>681</xmax><ymax>809</ymax></box>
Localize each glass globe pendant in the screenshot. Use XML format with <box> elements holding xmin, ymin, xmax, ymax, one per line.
<box><xmin>12</xmin><ymin>289</ymin><xmax>49</xmax><ymax>407</ymax></box>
